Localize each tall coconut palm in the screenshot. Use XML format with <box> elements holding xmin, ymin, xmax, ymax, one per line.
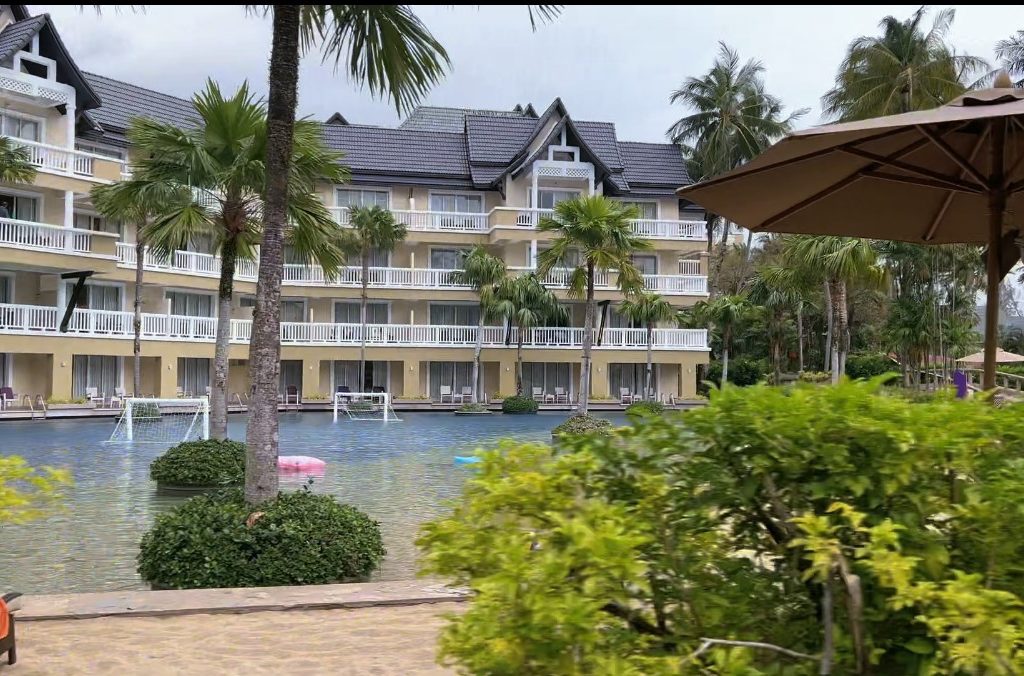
<box><xmin>823</xmin><ymin>7</ymin><xmax>987</xmax><ymax>121</ymax></box>
<box><xmin>344</xmin><ymin>206</ymin><xmax>407</xmax><ymax>389</ymax></box>
<box><xmin>450</xmin><ymin>246</ymin><xmax>507</xmax><ymax>403</ymax></box>
<box><xmin>120</xmin><ymin>80</ymin><xmax>347</xmax><ymax>440</ymax></box>
<box><xmin>492</xmin><ymin>274</ymin><xmax>566</xmax><ymax>395</ymax></box>
<box><xmin>617</xmin><ymin>292</ymin><xmax>676</xmax><ymax>398</ymax></box>
<box><xmin>784</xmin><ymin>237</ymin><xmax>884</xmax><ymax>383</ymax></box>
<box><xmin>0</xmin><ymin>137</ymin><xmax>36</xmax><ymax>184</ymax></box>
<box><xmin>244</xmin><ymin>4</ymin><xmax>560</xmax><ymax>505</ymax></box>
<box><xmin>537</xmin><ymin>196</ymin><xmax>648</xmax><ymax>413</ymax></box>
<box><xmin>91</xmin><ymin>179</ymin><xmax>190</xmax><ymax>397</ymax></box>
<box><xmin>691</xmin><ymin>295</ymin><xmax>751</xmax><ymax>385</ymax></box>
<box><xmin>996</xmin><ymin>30</ymin><xmax>1024</xmax><ymax>87</ymax></box>
<box><xmin>667</xmin><ymin>42</ymin><xmax>805</xmax><ymax>278</ymax></box>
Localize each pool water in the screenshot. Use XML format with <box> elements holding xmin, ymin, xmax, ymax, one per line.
<box><xmin>1</xmin><ymin>412</ymin><xmax>618</xmax><ymax>594</ymax></box>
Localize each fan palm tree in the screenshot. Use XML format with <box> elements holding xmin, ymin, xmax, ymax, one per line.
<box><xmin>996</xmin><ymin>30</ymin><xmax>1024</xmax><ymax>87</ymax></box>
<box><xmin>537</xmin><ymin>196</ymin><xmax>648</xmax><ymax>413</ymax></box>
<box><xmin>666</xmin><ymin>42</ymin><xmax>805</xmax><ymax>278</ymax></box>
<box><xmin>91</xmin><ymin>179</ymin><xmax>191</xmax><ymax>397</ymax></box>
<box><xmin>784</xmin><ymin>237</ymin><xmax>884</xmax><ymax>383</ymax></box>
<box><xmin>119</xmin><ymin>79</ymin><xmax>347</xmax><ymax>440</ymax></box>
<box><xmin>823</xmin><ymin>7</ymin><xmax>987</xmax><ymax>121</ymax></box>
<box><xmin>617</xmin><ymin>292</ymin><xmax>676</xmax><ymax>398</ymax></box>
<box><xmin>450</xmin><ymin>246</ymin><xmax>507</xmax><ymax>403</ymax></box>
<box><xmin>0</xmin><ymin>137</ymin><xmax>36</xmax><ymax>184</ymax></box>
<box><xmin>691</xmin><ymin>295</ymin><xmax>751</xmax><ymax>385</ymax></box>
<box><xmin>492</xmin><ymin>274</ymin><xmax>566</xmax><ymax>395</ymax></box>
<box><xmin>243</xmin><ymin>5</ymin><xmax>560</xmax><ymax>504</ymax></box>
<box><xmin>344</xmin><ymin>206</ymin><xmax>407</xmax><ymax>389</ymax></box>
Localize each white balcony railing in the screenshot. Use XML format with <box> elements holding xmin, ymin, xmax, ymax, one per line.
<box><xmin>678</xmin><ymin>259</ymin><xmax>702</xmax><ymax>275</ymax></box>
<box><xmin>0</xmin><ymin>218</ymin><xmax>96</xmax><ymax>254</ymax></box>
<box><xmin>643</xmin><ymin>274</ymin><xmax>708</xmax><ymax>295</ymax></box>
<box><xmin>331</xmin><ymin>207</ymin><xmax>489</xmax><ymax>233</ymax></box>
<box><xmin>4</xmin><ymin>137</ymin><xmax>123</xmax><ymax>179</ymax></box>
<box><xmin>0</xmin><ymin>303</ymin><xmax>708</xmax><ymax>350</ymax></box>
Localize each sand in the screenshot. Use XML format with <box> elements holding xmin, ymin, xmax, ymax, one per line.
<box><xmin>12</xmin><ymin>602</ymin><xmax>464</xmax><ymax>675</ymax></box>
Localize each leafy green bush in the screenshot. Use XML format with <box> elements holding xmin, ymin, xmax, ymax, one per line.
<box><xmin>501</xmin><ymin>395</ymin><xmax>538</xmax><ymax>414</ymax></box>
<box><xmin>139</xmin><ymin>489</ymin><xmax>385</xmax><ymax>589</ymax></box>
<box><xmin>457</xmin><ymin>402</ymin><xmax>488</xmax><ymax>413</ymax></box>
<box><xmin>45</xmin><ymin>396</ymin><xmax>89</xmax><ymax>405</ymax></box>
<box><xmin>149</xmin><ymin>439</ymin><xmax>246</xmax><ymax>487</ymax></box>
<box><xmin>797</xmin><ymin>370</ymin><xmax>831</xmax><ymax>383</ymax></box>
<box><xmin>845</xmin><ymin>352</ymin><xmax>897</xmax><ymax>380</ymax></box>
<box><xmin>420</xmin><ymin>379</ymin><xmax>1024</xmax><ymax>673</ymax></box>
<box><xmin>624</xmin><ymin>400</ymin><xmax>665</xmax><ymax>418</ymax></box>
<box><xmin>702</xmin><ymin>358</ymin><xmax>768</xmax><ymax>392</ymax></box>
<box><xmin>551</xmin><ymin>414</ymin><xmax>612</xmax><ymax>437</ymax></box>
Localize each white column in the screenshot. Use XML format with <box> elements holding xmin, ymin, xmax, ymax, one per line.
<box><xmin>529</xmin><ymin>240</ymin><xmax>538</xmax><ymax>269</ymax></box>
<box><xmin>64</xmin><ymin>190</ymin><xmax>74</xmax><ymax>251</ymax></box>
<box><xmin>65</xmin><ymin>101</ymin><xmax>76</xmax><ymax>152</ymax></box>
<box><xmin>531</xmin><ymin>170</ymin><xmax>539</xmax><ymax>217</ymax></box>
<box><xmin>409</xmin><ymin>196</ymin><xmax>416</xmax><ymax>211</ymax></box>
<box><xmin>56</xmin><ymin>274</ymin><xmax>66</xmax><ymax>310</ymax></box>
<box><xmin>410</xmin><ymin>251</ymin><xmax>415</xmax><ymax>269</ymax></box>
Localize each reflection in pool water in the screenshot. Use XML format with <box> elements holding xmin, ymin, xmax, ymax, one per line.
<box><xmin>0</xmin><ymin>411</ymin><xmax>622</xmax><ymax>594</ymax></box>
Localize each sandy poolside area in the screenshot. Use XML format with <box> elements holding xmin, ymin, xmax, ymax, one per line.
<box><xmin>11</xmin><ymin>602</ymin><xmax>463</xmax><ymax>675</ymax></box>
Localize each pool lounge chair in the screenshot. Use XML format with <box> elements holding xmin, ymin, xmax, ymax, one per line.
<box><xmin>1</xmin><ymin>591</ymin><xmax>20</xmax><ymax>665</ymax></box>
<box><xmin>439</xmin><ymin>385</ymin><xmax>454</xmax><ymax>403</ymax></box>
<box><xmin>619</xmin><ymin>388</ymin><xmax>634</xmax><ymax>405</ymax></box>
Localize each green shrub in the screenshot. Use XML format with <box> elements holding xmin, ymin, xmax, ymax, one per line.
<box><xmin>420</xmin><ymin>379</ymin><xmax>1024</xmax><ymax>673</ymax></box>
<box><xmin>624</xmin><ymin>400</ymin><xmax>665</xmax><ymax>418</ymax></box>
<box><xmin>502</xmin><ymin>395</ymin><xmax>538</xmax><ymax>414</ymax></box>
<box><xmin>149</xmin><ymin>439</ymin><xmax>246</xmax><ymax>487</ymax></box>
<box><xmin>845</xmin><ymin>352</ymin><xmax>897</xmax><ymax>380</ymax></box>
<box><xmin>457</xmin><ymin>402</ymin><xmax>488</xmax><ymax>413</ymax></box>
<box><xmin>702</xmin><ymin>358</ymin><xmax>768</xmax><ymax>392</ymax></box>
<box><xmin>551</xmin><ymin>414</ymin><xmax>612</xmax><ymax>437</ymax></box>
<box><xmin>797</xmin><ymin>370</ymin><xmax>831</xmax><ymax>383</ymax></box>
<box><xmin>45</xmin><ymin>397</ymin><xmax>89</xmax><ymax>405</ymax></box>
<box><xmin>139</xmin><ymin>489</ymin><xmax>385</xmax><ymax>589</ymax></box>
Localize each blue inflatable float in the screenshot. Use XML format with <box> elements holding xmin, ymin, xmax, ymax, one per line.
<box><xmin>454</xmin><ymin>455</ymin><xmax>482</xmax><ymax>465</ymax></box>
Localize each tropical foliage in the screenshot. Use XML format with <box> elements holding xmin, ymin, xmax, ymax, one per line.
<box><xmin>450</xmin><ymin>246</ymin><xmax>507</xmax><ymax>403</ymax></box>
<box><xmin>492</xmin><ymin>273</ymin><xmax>566</xmax><ymax>395</ymax></box>
<box><xmin>0</xmin><ymin>136</ymin><xmax>37</xmax><ymax>184</ymax></box>
<box><xmin>618</xmin><ymin>292</ymin><xmax>676</xmax><ymax>398</ymax></box>
<box><xmin>0</xmin><ymin>455</ymin><xmax>70</xmax><ymax>524</ymax></box>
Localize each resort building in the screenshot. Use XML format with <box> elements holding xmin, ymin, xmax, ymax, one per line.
<box><xmin>0</xmin><ymin>4</ymin><xmax>709</xmax><ymax>407</ymax></box>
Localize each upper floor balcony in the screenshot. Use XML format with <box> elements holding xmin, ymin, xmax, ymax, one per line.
<box><xmin>7</xmin><ymin>138</ymin><xmax>126</xmax><ymax>183</ymax></box>
<box><xmin>115</xmin><ymin>243</ymin><xmax>708</xmax><ymax>296</ymax></box>
<box><xmin>0</xmin><ymin>217</ymin><xmax>119</xmax><ymax>260</ymax></box>
<box><xmin>0</xmin><ymin>302</ymin><xmax>709</xmax><ymax>351</ymax></box>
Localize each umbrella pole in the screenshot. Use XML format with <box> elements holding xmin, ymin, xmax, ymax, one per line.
<box><xmin>984</xmin><ymin>119</ymin><xmax>1007</xmax><ymax>391</ymax></box>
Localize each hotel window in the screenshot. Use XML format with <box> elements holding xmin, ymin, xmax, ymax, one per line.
<box><xmin>0</xmin><ymin>275</ymin><xmax>9</xmax><ymax>303</ymax></box>
<box><xmin>333</xmin><ymin>360</ymin><xmax>387</xmax><ymax>392</ymax></box>
<box><xmin>621</xmin><ymin>201</ymin><xmax>657</xmax><ymax>220</ymax></box>
<box><xmin>429</xmin><ymin>248</ymin><xmax>468</xmax><ymax>270</ymax></box>
<box><xmin>279</xmin><ymin>360</ymin><xmax>303</xmax><ymax>396</ymax></box>
<box><xmin>72</xmin><ymin>355</ymin><xmax>121</xmax><ymax>398</ymax></box>
<box><xmin>428</xmin><ymin>361</ymin><xmax>474</xmax><ymax>401</ymax></box>
<box><xmin>429</xmin><ymin>193</ymin><xmax>483</xmax><ymax>213</ymax></box>
<box><xmin>335</xmin><ymin>188</ymin><xmax>389</xmax><ymax>209</ymax></box>
<box><xmin>0</xmin><ymin>112</ymin><xmax>40</xmax><ymax>142</ymax></box>
<box><xmin>74</xmin><ymin>142</ymin><xmax>126</xmax><ymax>161</ymax></box>
<box><xmin>521</xmin><ymin>362</ymin><xmax>571</xmax><ymax>396</ymax></box>
<box><xmin>177</xmin><ymin>357</ymin><xmax>211</xmax><ymax>397</ymax></box>
<box><xmin>281</xmin><ymin>300</ymin><xmax>306</xmax><ymax>323</ymax></box>
<box><xmin>609</xmin><ymin>363</ymin><xmax>657</xmax><ymax>396</ymax></box>
<box><xmin>631</xmin><ymin>254</ymin><xmax>658</xmax><ymax>275</ymax></box>
<box><xmin>75</xmin><ymin>212</ymin><xmax>121</xmax><ymax>236</ymax></box>
<box><xmin>167</xmin><ymin>291</ymin><xmax>213</xmax><ymax>317</ymax></box>
<box><xmin>535</xmin><ymin>189</ymin><xmax>580</xmax><ymax>209</ymax></box>
<box><xmin>0</xmin><ymin>193</ymin><xmax>38</xmax><ymax>221</ymax></box>
<box><xmin>334</xmin><ymin>301</ymin><xmax>388</xmax><ymax>324</ymax></box>
<box><xmin>66</xmin><ymin>283</ymin><xmax>121</xmax><ymax>311</ymax></box>
<box><xmin>551</xmin><ymin>150</ymin><xmax>575</xmax><ymax>162</ymax></box>
<box><xmin>429</xmin><ymin>304</ymin><xmax>479</xmax><ymax>326</ymax></box>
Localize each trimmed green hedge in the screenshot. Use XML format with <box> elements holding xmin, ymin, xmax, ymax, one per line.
<box><xmin>845</xmin><ymin>352</ymin><xmax>897</xmax><ymax>380</ymax></box>
<box><xmin>457</xmin><ymin>403</ymin><xmax>489</xmax><ymax>413</ymax></box>
<box><xmin>502</xmin><ymin>395</ymin><xmax>539</xmax><ymax>414</ymax></box>
<box><xmin>149</xmin><ymin>439</ymin><xmax>246</xmax><ymax>487</ymax></box>
<box><xmin>138</xmin><ymin>489</ymin><xmax>386</xmax><ymax>589</ymax></box>
<box><xmin>552</xmin><ymin>414</ymin><xmax>612</xmax><ymax>437</ymax></box>
<box><xmin>625</xmin><ymin>400</ymin><xmax>665</xmax><ymax>419</ymax></box>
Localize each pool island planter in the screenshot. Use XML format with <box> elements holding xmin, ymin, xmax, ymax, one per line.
<box><xmin>155</xmin><ymin>482</ymin><xmax>239</xmax><ymax>496</ymax></box>
<box><xmin>453</xmin><ymin>410</ymin><xmax>492</xmax><ymax>416</ymax></box>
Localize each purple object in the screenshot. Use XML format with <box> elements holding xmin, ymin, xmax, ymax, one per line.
<box><xmin>953</xmin><ymin>370</ymin><xmax>968</xmax><ymax>399</ymax></box>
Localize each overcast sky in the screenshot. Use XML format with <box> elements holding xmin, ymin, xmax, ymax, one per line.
<box><xmin>33</xmin><ymin>5</ymin><xmax>1024</xmax><ymax>142</ymax></box>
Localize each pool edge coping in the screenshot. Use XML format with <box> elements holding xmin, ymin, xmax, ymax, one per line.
<box><xmin>15</xmin><ymin>579</ymin><xmax>469</xmax><ymax>622</ymax></box>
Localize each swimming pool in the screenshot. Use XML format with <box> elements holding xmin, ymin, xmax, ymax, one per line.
<box><xmin>1</xmin><ymin>412</ymin><xmax>619</xmax><ymax>594</ymax></box>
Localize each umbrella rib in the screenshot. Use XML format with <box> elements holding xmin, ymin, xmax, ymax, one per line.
<box><xmin>1002</xmin><ymin>119</ymin><xmax>1024</xmax><ymax>189</ymax></box>
<box><xmin>923</xmin><ymin>127</ymin><xmax>989</xmax><ymax>241</ymax></box>
<box><xmin>915</xmin><ymin>125</ymin><xmax>989</xmax><ymax>188</ymax></box>
<box><xmin>838</xmin><ymin>146</ymin><xmax>982</xmax><ymax>193</ymax></box>
<box><xmin>860</xmin><ymin>170</ymin><xmax>981</xmax><ymax>194</ymax></box>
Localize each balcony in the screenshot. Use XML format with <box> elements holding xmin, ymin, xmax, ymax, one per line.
<box><xmin>7</xmin><ymin>138</ymin><xmax>125</xmax><ymax>182</ymax></box>
<box><xmin>0</xmin><ymin>217</ymin><xmax>118</xmax><ymax>258</ymax></box>
<box><xmin>0</xmin><ymin>302</ymin><xmax>708</xmax><ymax>351</ymax></box>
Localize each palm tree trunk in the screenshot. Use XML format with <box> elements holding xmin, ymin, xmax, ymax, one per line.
<box><xmin>359</xmin><ymin>250</ymin><xmax>368</xmax><ymax>390</ymax></box>
<box><xmin>516</xmin><ymin>336</ymin><xmax>524</xmax><ymax>395</ymax></box>
<box><xmin>721</xmin><ymin>342</ymin><xmax>730</xmax><ymax>385</ymax></box>
<box><xmin>211</xmin><ymin>236</ymin><xmax>236</xmax><ymax>440</ymax></box>
<box><xmin>578</xmin><ymin>262</ymin><xmax>595</xmax><ymax>413</ymax></box>
<box><xmin>245</xmin><ymin>3</ymin><xmax>299</xmax><ymax>506</ymax></box>
<box><xmin>645</xmin><ymin>324</ymin><xmax>653</xmax><ymax>399</ymax></box>
<box><xmin>823</xmin><ymin>280</ymin><xmax>833</xmax><ymax>372</ymax></box>
<box><xmin>797</xmin><ymin>303</ymin><xmax>805</xmax><ymax>373</ymax></box>
<box><xmin>133</xmin><ymin>239</ymin><xmax>144</xmax><ymax>396</ymax></box>
<box><xmin>829</xmin><ymin>279</ymin><xmax>847</xmax><ymax>385</ymax></box>
<box><xmin>472</xmin><ymin>310</ymin><xmax>484</xmax><ymax>403</ymax></box>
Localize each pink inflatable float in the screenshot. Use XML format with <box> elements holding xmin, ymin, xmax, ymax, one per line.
<box><xmin>278</xmin><ymin>456</ymin><xmax>327</xmax><ymax>474</ymax></box>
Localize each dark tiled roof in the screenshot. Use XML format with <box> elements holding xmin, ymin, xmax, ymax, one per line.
<box><xmin>618</xmin><ymin>141</ymin><xmax>689</xmax><ymax>187</ymax></box>
<box><xmin>400</xmin><ymin>105</ymin><xmax>529</xmax><ymax>133</ymax></box>
<box><xmin>576</xmin><ymin>121</ymin><xmax>623</xmax><ymax>170</ymax></box>
<box><xmin>322</xmin><ymin>124</ymin><xmax>469</xmax><ymax>178</ymax></box>
<box><xmin>0</xmin><ymin>15</ymin><xmax>45</xmax><ymax>61</ymax></box>
<box><xmin>466</xmin><ymin>114</ymin><xmax>536</xmax><ymax>165</ymax></box>
<box><xmin>83</xmin><ymin>72</ymin><xmax>196</xmax><ymax>134</ymax></box>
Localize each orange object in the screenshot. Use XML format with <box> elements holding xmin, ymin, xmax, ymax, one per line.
<box><xmin>0</xmin><ymin>599</ymin><xmax>8</xmax><ymax>641</ymax></box>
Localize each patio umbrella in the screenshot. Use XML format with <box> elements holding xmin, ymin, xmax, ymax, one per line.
<box><xmin>957</xmin><ymin>348</ymin><xmax>1024</xmax><ymax>365</ymax></box>
<box><xmin>678</xmin><ymin>72</ymin><xmax>1024</xmax><ymax>390</ymax></box>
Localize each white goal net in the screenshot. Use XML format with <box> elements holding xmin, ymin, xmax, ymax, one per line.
<box><xmin>108</xmin><ymin>398</ymin><xmax>211</xmax><ymax>444</ymax></box>
<box><xmin>333</xmin><ymin>392</ymin><xmax>400</xmax><ymax>422</ymax></box>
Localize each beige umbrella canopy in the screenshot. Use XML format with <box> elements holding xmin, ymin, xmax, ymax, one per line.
<box><xmin>957</xmin><ymin>348</ymin><xmax>1024</xmax><ymax>365</ymax></box>
<box><xmin>678</xmin><ymin>73</ymin><xmax>1024</xmax><ymax>390</ymax></box>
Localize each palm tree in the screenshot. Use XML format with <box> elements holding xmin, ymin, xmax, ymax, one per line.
<box><xmin>120</xmin><ymin>80</ymin><xmax>347</xmax><ymax>440</ymax></box>
<box><xmin>667</xmin><ymin>42</ymin><xmax>804</xmax><ymax>279</ymax></box>
<box><xmin>493</xmin><ymin>274</ymin><xmax>566</xmax><ymax>395</ymax></box>
<box><xmin>344</xmin><ymin>206</ymin><xmax>407</xmax><ymax>389</ymax></box>
<box><xmin>784</xmin><ymin>237</ymin><xmax>884</xmax><ymax>383</ymax></box>
<box><xmin>91</xmin><ymin>179</ymin><xmax>190</xmax><ymax>397</ymax></box>
<box><xmin>996</xmin><ymin>31</ymin><xmax>1024</xmax><ymax>86</ymax></box>
<box><xmin>537</xmin><ymin>196</ymin><xmax>648</xmax><ymax>413</ymax></box>
<box><xmin>450</xmin><ymin>246</ymin><xmax>507</xmax><ymax>403</ymax></box>
<box><xmin>691</xmin><ymin>295</ymin><xmax>751</xmax><ymax>385</ymax></box>
<box><xmin>0</xmin><ymin>137</ymin><xmax>36</xmax><ymax>184</ymax></box>
<box><xmin>617</xmin><ymin>292</ymin><xmax>676</xmax><ymax>398</ymax></box>
<box><xmin>244</xmin><ymin>4</ymin><xmax>561</xmax><ymax>505</ymax></box>
<box><xmin>747</xmin><ymin>266</ymin><xmax>805</xmax><ymax>384</ymax></box>
<box><xmin>823</xmin><ymin>7</ymin><xmax>987</xmax><ymax>121</ymax></box>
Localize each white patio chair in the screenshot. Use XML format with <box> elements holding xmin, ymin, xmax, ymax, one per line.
<box><xmin>532</xmin><ymin>386</ymin><xmax>544</xmax><ymax>402</ymax></box>
<box><xmin>554</xmin><ymin>387</ymin><xmax>569</xmax><ymax>404</ymax></box>
<box><xmin>110</xmin><ymin>387</ymin><xmax>127</xmax><ymax>409</ymax></box>
<box><xmin>85</xmin><ymin>387</ymin><xmax>99</xmax><ymax>403</ymax></box>
<box><xmin>439</xmin><ymin>385</ymin><xmax>453</xmax><ymax>403</ymax></box>
<box><xmin>619</xmin><ymin>388</ymin><xmax>634</xmax><ymax>405</ymax></box>
<box><xmin>460</xmin><ymin>386</ymin><xmax>473</xmax><ymax>402</ymax></box>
